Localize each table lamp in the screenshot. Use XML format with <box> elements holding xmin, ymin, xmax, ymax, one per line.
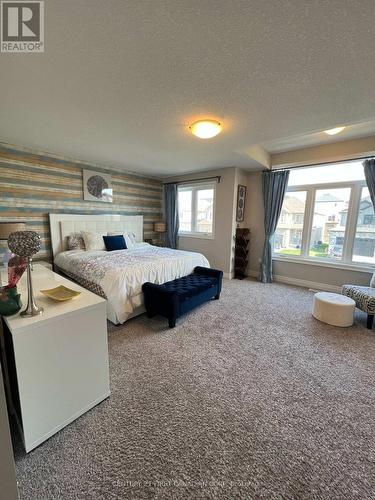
<box><xmin>154</xmin><ymin>222</ymin><xmax>166</xmax><ymax>245</ymax></box>
<box><xmin>8</xmin><ymin>231</ymin><xmax>44</xmax><ymax>317</ymax></box>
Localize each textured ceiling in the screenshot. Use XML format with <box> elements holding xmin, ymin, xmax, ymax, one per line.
<box><xmin>1</xmin><ymin>0</ymin><xmax>375</xmax><ymax>176</ymax></box>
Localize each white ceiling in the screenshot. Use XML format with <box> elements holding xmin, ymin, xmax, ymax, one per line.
<box><xmin>1</xmin><ymin>0</ymin><xmax>375</xmax><ymax>177</ymax></box>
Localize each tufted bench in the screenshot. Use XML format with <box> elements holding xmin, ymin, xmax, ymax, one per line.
<box><xmin>142</xmin><ymin>266</ymin><xmax>223</xmax><ymax>328</ymax></box>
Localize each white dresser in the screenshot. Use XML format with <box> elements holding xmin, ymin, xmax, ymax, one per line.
<box><xmin>1</xmin><ymin>265</ymin><xmax>110</xmax><ymax>452</ymax></box>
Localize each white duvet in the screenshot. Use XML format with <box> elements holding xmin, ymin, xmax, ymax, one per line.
<box><xmin>55</xmin><ymin>243</ymin><xmax>209</xmax><ymax>324</ymax></box>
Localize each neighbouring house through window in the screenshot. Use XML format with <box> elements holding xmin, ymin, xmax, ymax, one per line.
<box><xmin>273</xmin><ymin>159</ymin><xmax>375</xmax><ymax>266</ymax></box>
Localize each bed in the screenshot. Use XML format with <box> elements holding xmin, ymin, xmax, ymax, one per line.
<box><xmin>49</xmin><ymin>214</ymin><xmax>209</xmax><ymax>324</ymax></box>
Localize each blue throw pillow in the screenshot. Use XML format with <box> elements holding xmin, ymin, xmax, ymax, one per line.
<box><xmin>103</xmin><ymin>235</ymin><xmax>127</xmax><ymax>252</ymax></box>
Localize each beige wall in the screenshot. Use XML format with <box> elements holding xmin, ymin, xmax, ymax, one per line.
<box><xmin>244</xmin><ymin>171</ymin><xmax>264</xmax><ymax>277</ymax></box>
<box><xmin>244</xmin><ymin>145</ymin><xmax>271</xmax><ymax>169</ymax></box>
<box><xmin>272</xmin><ymin>260</ymin><xmax>372</xmax><ymax>287</ymax></box>
<box><xmin>166</xmin><ymin>149</ymin><xmax>374</xmax><ymax>288</ymax></box>
<box><xmin>165</xmin><ymin>167</ymin><xmax>239</xmax><ymax>277</ymax></box>
<box><xmin>165</xmin><ymin>166</ymin><xmax>252</xmax><ymax>278</ymax></box>
<box><xmin>271</xmin><ymin>135</ymin><xmax>375</xmax><ymax>169</ymax></box>
<box><xmin>245</xmin><ymin>171</ymin><xmax>373</xmax><ymax>288</ymax></box>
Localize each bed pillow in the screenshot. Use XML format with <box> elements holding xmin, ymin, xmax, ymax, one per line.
<box><xmin>103</xmin><ymin>235</ymin><xmax>127</xmax><ymax>252</ymax></box>
<box><xmin>107</xmin><ymin>232</ymin><xmax>134</xmax><ymax>249</ymax></box>
<box><xmin>67</xmin><ymin>233</ymin><xmax>86</xmax><ymax>250</ymax></box>
<box><xmin>81</xmin><ymin>231</ymin><xmax>106</xmax><ymax>251</ymax></box>
<box><xmin>127</xmin><ymin>232</ymin><xmax>137</xmax><ymax>245</ymax></box>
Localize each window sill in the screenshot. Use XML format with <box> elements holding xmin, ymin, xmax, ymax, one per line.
<box><xmin>178</xmin><ymin>233</ymin><xmax>214</xmax><ymax>240</ymax></box>
<box><xmin>272</xmin><ymin>255</ymin><xmax>375</xmax><ymax>274</ymax></box>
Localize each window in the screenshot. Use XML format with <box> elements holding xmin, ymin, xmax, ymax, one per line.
<box><xmin>178</xmin><ymin>182</ymin><xmax>216</xmax><ymax>238</ymax></box>
<box><xmin>353</xmin><ymin>187</ymin><xmax>375</xmax><ymax>263</ymax></box>
<box><xmin>292</xmin><ymin>214</ymin><xmax>304</xmax><ymax>224</ymax></box>
<box><xmin>273</xmin><ymin>160</ymin><xmax>375</xmax><ymax>267</ymax></box>
<box><xmin>309</xmin><ymin>188</ymin><xmax>351</xmax><ymax>260</ymax></box>
<box><xmin>178</xmin><ymin>189</ymin><xmax>192</xmax><ymax>232</ymax></box>
<box><xmin>274</xmin><ymin>191</ymin><xmax>307</xmax><ymax>256</ymax></box>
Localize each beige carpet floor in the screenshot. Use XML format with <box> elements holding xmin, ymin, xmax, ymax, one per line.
<box><xmin>13</xmin><ymin>279</ymin><xmax>375</xmax><ymax>499</ymax></box>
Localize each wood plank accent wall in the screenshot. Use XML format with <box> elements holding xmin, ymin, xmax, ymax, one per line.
<box><xmin>0</xmin><ymin>143</ymin><xmax>163</xmax><ymax>261</ymax></box>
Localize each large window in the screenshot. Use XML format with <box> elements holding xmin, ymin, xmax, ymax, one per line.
<box><xmin>178</xmin><ymin>181</ymin><xmax>216</xmax><ymax>238</ymax></box>
<box><xmin>353</xmin><ymin>187</ymin><xmax>375</xmax><ymax>263</ymax></box>
<box><xmin>274</xmin><ymin>191</ymin><xmax>306</xmax><ymax>256</ymax></box>
<box><xmin>273</xmin><ymin>160</ymin><xmax>375</xmax><ymax>267</ymax></box>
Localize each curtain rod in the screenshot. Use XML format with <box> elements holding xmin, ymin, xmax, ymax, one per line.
<box><xmin>263</xmin><ymin>155</ymin><xmax>374</xmax><ymax>172</ymax></box>
<box><xmin>163</xmin><ymin>175</ymin><xmax>221</xmax><ymax>186</ymax></box>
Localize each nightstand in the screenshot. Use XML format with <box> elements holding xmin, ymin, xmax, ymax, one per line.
<box><xmin>153</xmin><ymin>241</ymin><xmax>166</xmax><ymax>247</ymax></box>
<box><xmin>145</xmin><ymin>239</ymin><xmax>165</xmax><ymax>247</ymax></box>
<box><xmin>1</xmin><ymin>265</ymin><xmax>110</xmax><ymax>452</ymax></box>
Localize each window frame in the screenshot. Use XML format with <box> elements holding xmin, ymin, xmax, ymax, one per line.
<box><xmin>273</xmin><ymin>177</ymin><xmax>375</xmax><ymax>271</ymax></box>
<box><xmin>178</xmin><ymin>181</ymin><xmax>216</xmax><ymax>240</ymax></box>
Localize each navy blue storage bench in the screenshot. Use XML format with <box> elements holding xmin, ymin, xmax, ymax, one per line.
<box><xmin>142</xmin><ymin>266</ymin><xmax>223</xmax><ymax>328</ymax></box>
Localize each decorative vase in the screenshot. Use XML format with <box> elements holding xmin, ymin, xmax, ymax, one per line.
<box><xmin>8</xmin><ymin>231</ymin><xmax>44</xmax><ymax>316</ymax></box>
<box><xmin>0</xmin><ymin>286</ymin><xmax>22</xmax><ymax>316</ymax></box>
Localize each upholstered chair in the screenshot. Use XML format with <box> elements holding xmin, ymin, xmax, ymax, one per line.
<box><xmin>342</xmin><ymin>273</ymin><xmax>375</xmax><ymax>329</ymax></box>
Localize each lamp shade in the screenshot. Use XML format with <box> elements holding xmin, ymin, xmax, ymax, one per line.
<box><xmin>154</xmin><ymin>222</ymin><xmax>166</xmax><ymax>233</ymax></box>
<box><xmin>8</xmin><ymin>231</ymin><xmax>41</xmax><ymax>259</ymax></box>
<box><xmin>0</xmin><ymin>222</ymin><xmax>26</xmax><ymax>240</ymax></box>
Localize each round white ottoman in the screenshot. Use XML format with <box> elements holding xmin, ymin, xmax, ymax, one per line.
<box><xmin>312</xmin><ymin>292</ymin><xmax>355</xmax><ymax>327</ymax></box>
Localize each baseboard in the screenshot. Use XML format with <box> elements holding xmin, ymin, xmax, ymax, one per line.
<box><xmin>223</xmin><ymin>272</ymin><xmax>234</xmax><ymax>280</ymax></box>
<box><xmin>273</xmin><ymin>274</ymin><xmax>341</xmax><ymax>292</ymax></box>
<box><xmin>246</xmin><ymin>269</ymin><xmax>341</xmax><ymax>292</ymax></box>
<box><xmin>247</xmin><ymin>270</ymin><xmax>258</xmax><ymax>279</ymax></box>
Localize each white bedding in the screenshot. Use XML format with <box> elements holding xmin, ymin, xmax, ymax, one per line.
<box><xmin>54</xmin><ymin>243</ymin><xmax>209</xmax><ymax>324</ymax></box>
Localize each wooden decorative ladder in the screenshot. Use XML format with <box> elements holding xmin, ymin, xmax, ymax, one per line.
<box><xmin>234</xmin><ymin>227</ymin><xmax>250</xmax><ymax>279</ymax></box>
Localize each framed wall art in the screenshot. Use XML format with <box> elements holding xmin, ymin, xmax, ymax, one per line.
<box><xmin>83</xmin><ymin>170</ymin><xmax>113</xmax><ymax>203</ymax></box>
<box><xmin>236</xmin><ymin>184</ymin><xmax>246</xmax><ymax>222</ymax></box>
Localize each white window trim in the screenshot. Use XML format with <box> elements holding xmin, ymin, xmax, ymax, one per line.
<box><xmin>273</xmin><ymin>178</ymin><xmax>375</xmax><ymax>271</ymax></box>
<box><xmin>178</xmin><ymin>181</ymin><xmax>216</xmax><ymax>240</ymax></box>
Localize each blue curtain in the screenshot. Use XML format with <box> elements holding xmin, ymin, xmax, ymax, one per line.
<box><xmin>164</xmin><ymin>183</ymin><xmax>179</xmax><ymax>249</ymax></box>
<box><xmin>260</xmin><ymin>170</ymin><xmax>290</xmax><ymax>283</ymax></box>
<box><xmin>364</xmin><ymin>159</ymin><xmax>375</xmax><ymax>209</ymax></box>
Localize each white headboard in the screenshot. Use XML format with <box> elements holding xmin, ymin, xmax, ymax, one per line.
<box><xmin>49</xmin><ymin>213</ymin><xmax>143</xmax><ymax>259</ymax></box>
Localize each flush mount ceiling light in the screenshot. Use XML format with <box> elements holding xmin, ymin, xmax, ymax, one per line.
<box><xmin>189</xmin><ymin>120</ymin><xmax>222</xmax><ymax>139</ymax></box>
<box><xmin>324</xmin><ymin>126</ymin><xmax>346</xmax><ymax>136</ymax></box>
